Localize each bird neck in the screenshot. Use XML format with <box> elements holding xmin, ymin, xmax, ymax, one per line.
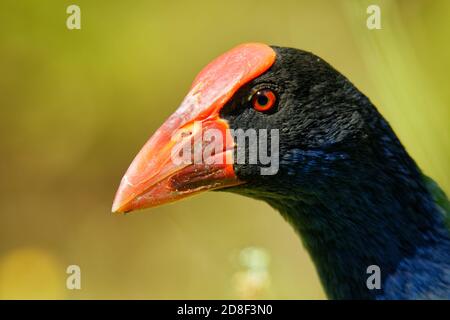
<box><xmin>267</xmin><ymin>172</ymin><xmax>450</xmax><ymax>299</ymax></box>
<box><xmin>279</xmin><ymin>195</ymin><xmax>450</xmax><ymax>299</ymax></box>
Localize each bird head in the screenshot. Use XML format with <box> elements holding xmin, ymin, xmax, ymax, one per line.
<box><xmin>112</xmin><ymin>43</ymin><xmax>381</xmax><ymax>213</ymax></box>
<box><xmin>111</xmin><ymin>43</ymin><xmax>450</xmax><ymax>300</ymax></box>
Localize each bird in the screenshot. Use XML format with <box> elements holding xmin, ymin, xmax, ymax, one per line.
<box><xmin>112</xmin><ymin>43</ymin><xmax>450</xmax><ymax>299</ymax></box>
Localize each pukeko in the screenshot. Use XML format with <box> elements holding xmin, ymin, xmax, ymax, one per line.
<box><xmin>112</xmin><ymin>43</ymin><xmax>450</xmax><ymax>299</ymax></box>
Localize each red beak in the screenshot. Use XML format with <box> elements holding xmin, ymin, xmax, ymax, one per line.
<box><xmin>112</xmin><ymin>43</ymin><xmax>276</xmax><ymax>213</ymax></box>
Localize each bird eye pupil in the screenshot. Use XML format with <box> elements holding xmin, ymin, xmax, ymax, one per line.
<box><xmin>257</xmin><ymin>94</ymin><xmax>269</xmax><ymax>106</ymax></box>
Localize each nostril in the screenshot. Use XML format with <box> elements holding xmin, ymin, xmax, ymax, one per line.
<box><xmin>181</xmin><ymin>130</ymin><xmax>192</xmax><ymax>138</ymax></box>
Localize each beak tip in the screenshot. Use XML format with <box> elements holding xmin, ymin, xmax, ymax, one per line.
<box><xmin>111</xmin><ymin>194</ymin><xmax>127</xmax><ymax>214</ymax></box>
<box><xmin>112</xmin><ymin>178</ymin><xmax>135</xmax><ymax>214</ymax></box>
<box><xmin>111</xmin><ymin>204</ymin><xmax>122</xmax><ymax>214</ymax></box>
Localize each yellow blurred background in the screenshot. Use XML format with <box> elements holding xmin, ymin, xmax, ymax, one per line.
<box><xmin>0</xmin><ymin>0</ymin><xmax>448</xmax><ymax>299</ymax></box>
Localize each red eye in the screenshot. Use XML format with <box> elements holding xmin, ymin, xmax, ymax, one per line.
<box><xmin>252</xmin><ymin>89</ymin><xmax>276</xmax><ymax>112</ymax></box>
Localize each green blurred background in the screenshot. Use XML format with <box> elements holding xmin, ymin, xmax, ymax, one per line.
<box><xmin>0</xmin><ymin>0</ymin><xmax>448</xmax><ymax>299</ymax></box>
